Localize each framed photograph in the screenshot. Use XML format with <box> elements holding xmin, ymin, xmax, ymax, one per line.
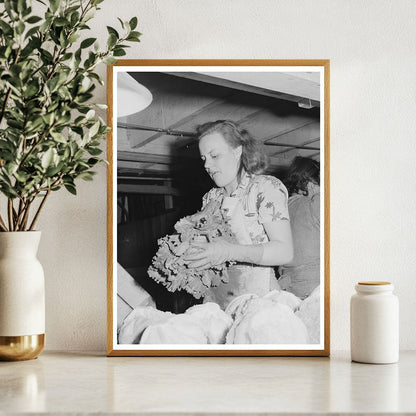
<box><xmin>107</xmin><ymin>60</ymin><xmax>330</xmax><ymax>356</ymax></box>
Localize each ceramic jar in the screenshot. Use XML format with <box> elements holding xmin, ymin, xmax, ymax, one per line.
<box><xmin>0</xmin><ymin>231</ymin><xmax>45</xmax><ymax>361</ymax></box>
<box><xmin>350</xmin><ymin>281</ymin><xmax>399</xmax><ymax>364</ymax></box>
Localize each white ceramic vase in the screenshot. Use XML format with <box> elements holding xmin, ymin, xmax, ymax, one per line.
<box><xmin>0</xmin><ymin>231</ymin><xmax>45</xmax><ymax>361</ymax></box>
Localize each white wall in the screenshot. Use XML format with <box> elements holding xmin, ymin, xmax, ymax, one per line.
<box><xmin>37</xmin><ymin>0</ymin><xmax>416</xmax><ymax>351</ymax></box>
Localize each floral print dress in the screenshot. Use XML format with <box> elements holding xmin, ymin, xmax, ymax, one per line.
<box><xmin>201</xmin><ymin>172</ymin><xmax>290</xmax><ymax>309</ymax></box>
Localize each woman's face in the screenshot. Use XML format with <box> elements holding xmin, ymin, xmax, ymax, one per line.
<box><xmin>198</xmin><ymin>132</ymin><xmax>242</xmax><ymax>193</ymax></box>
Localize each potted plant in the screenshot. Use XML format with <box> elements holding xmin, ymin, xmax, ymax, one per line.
<box><xmin>0</xmin><ymin>0</ymin><xmax>140</xmax><ymax>360</ymax></box>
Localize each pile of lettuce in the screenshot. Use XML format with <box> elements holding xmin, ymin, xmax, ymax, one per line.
<box><xmin>147</xmin><ymin>199</ymin><xmax>236</xmax><ymax>299</ymax></box>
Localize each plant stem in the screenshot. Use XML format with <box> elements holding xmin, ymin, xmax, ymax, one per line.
<box><xmin>18</xmin><ymin>120</ymin><xmax>58</xmax><ymax>169</ymax></box>
<box><xmin>0</xmin><ymin>88</ymin><xmax>12</xmax><ymax>126</ymax></box>
<box><xmin>14</xmin><ymin>199</ymin><xmax>26</xmax><ymax>231</ymax></box>
<box><xmin>20</xmin><ymin>200</ymin><xmax>33</xmax><ymax>231</ymax></box>
<box><xmin>29</xmin><ymin>189</ymin><xmax>50</xmax><ymax>231</ymax></box>
<box><xmin>0</xmin><ymin>213</ymin><xmax>8</xmax><ymax>232</ymax></box>
<box><xmin>7</xmin><ymin>199</ymin><xmax>14</xmax><ymax>231</ymax></box>
<box><xmin>16</xmin><ymin>199</ymin><xmax>22</xmax><ymax>227</ymax></box>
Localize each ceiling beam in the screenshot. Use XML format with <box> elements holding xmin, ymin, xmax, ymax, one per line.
<box><xmin>271</xmin><ymin>138</ymin><xmax>320</xmax><ymax>155</ymax></box>
<box><xmin>264</xmin><ymin>140</ymin><xmax>320</xmax><ymax>151</ymax></box>
<box><xmin>118</xmin><ymin>123</ymin><xmax>194</xmax><ymax>138</ymax></box>
<box><xmin>167</xmin><ymin>72</ymin><xmax>320</xmax><ymax>107</ymax></box>
<box><xmin>118</xmin><ymin>151</ymin><xmax>190</xmax><ymax>165</ymax></box>
<box><xmin>130</xmin><ymin>96</ymin><xmax>230</xmax><ymax>149</ymax></box>
<box><xmin>263</xmin><ymin>121</ymin><xmax>317</xmax><ymax>143</ymax></box>
<box><xmin>118</xmin><ymin>183</ymin><xmax>182</xmax><ymax>196</ymax></box>
<box><xmin>177</xmin><ymin>108</ymin><xmax>266</xmax><ymax>151</ymax></box>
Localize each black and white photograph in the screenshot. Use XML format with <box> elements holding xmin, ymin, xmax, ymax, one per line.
<box><xmin>107</xmin><ymin>61</ymin><xmax>329</xmax><ymax>356</ymax></box>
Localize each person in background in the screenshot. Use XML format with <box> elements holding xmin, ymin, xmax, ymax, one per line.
<box><xmin>279</xmin><ymin>156</ymin><xmax>320</xmax><ymax>299</ymax></box>
<box><xmin>184</xmin><ymin>120</ymin><xmax>293</xmax><ymax>309</ymax></box>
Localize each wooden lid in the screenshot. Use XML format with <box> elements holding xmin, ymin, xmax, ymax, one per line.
<box><xmin>358</xmin><ymin>281</ymin><xmax>391</xmax><ymax>285</ymax></box>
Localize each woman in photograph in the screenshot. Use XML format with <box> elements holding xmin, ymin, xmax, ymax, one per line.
<box><xmin>184</xmin><ymin>120</ymin><xmax>294</xmax><ymax>309</ymax></box>
<box><xmin>278</xmin><ymin>156</ymin><xmax>320</xmax><ymax>299</ymax></box>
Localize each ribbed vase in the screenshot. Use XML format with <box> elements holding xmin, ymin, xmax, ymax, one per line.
<box><xmin>0</xmin><ymin>231</ymin><xmax>45</xmax><ymax>361</ymax></box>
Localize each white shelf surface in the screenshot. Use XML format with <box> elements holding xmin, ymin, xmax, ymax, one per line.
<box><xmin>1</xmin><ymin>350</ymin><xmax>415</xmax><ymax>415</ymax></box>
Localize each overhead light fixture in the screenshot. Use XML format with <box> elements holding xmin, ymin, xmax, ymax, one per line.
<box><xmin>297</xmin><ymin>98</ymin><xmax>314</xmax><ymax>109</ymax></box>
<box><xmin>117</xmin><ymin>72</ymin><xmax>153</xmax><ymax>118</ymax></box>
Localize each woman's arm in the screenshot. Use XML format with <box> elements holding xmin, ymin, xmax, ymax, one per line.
<box><xmin>184</xmin><ymin>219</ymin><xmax>293</xmax><ymax>269</ymax></box>
<box><xmin>260</xmin><ymin>219</ymin><xmax>294</xmax><ymax>265</ymax></box>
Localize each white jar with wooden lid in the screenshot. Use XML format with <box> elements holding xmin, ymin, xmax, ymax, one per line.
<box><xmin>350</xmin><ymin>281</ymin><xmax>399</xmax><ymax>364</ymax></box>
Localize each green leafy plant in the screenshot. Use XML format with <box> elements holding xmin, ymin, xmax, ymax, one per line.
<box><xmin>0</xmin><ymin>0</ymin><xmax>141</xmax><ymax>231</ymax></box>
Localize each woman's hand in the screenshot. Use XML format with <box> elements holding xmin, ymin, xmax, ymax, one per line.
<box><xmin>184</xmin><ymin>240</ymin><xmax>235</xmax><ymax>270</ymax></box>
<box><xmin>184</xmin><ymin>240</ymin><xmax>265</xmax><ymax>270</ymax></box>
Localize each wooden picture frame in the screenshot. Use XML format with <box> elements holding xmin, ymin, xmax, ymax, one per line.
<box><xmin>107</xmin><ymin>60</ymin><xmax>330</xmax><ymax>356</ymax></box>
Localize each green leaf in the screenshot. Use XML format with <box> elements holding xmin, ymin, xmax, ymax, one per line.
<box><xmin>4</xmin><ymin>1</ymin><xmax>16</xmax><ymax>19</ymax></box>
<box><xmin>68</xmin><ymin>33</ymin><xmax>80</xmax><ymax>44</ymax></box>
<box><xmin>82</xmin><ymin>9</ymin><xmax>95</xmax><ymax>23</ymax></box>
<box><xmin>5</xmin><ymin>162</ymin><xmax>18</xmax><ymax>176</ymax></box>
<box><xmin>127</xmin><ymin>30</ymin><xmax>141</xmax><ymax>42</ymax></box>
<box><xmin>24</xmin><ymin>83</ymin><xmax>39</xmax><ymax>98</ymax></box>
<box><xmin>0</xmin><ymin>183</ymin><xmax>18</xmax><ymax>198</ymax></box>
<box><xmin>59</xmin><ymin>29</ymin><xmax>67</xmax><ymax>47</ymax></box>
<box><xmin>16</xmin><ymin>0</ymin><xmax>26</xmax><ymax>13</ymax></box>
<box><xmin>42</xmin><ymin>112</ymin><xmax>55</xmax><ymax>125</ymax></box>
<box><xmin>77</xmin><ymin>171</ymin><xmax>95</xmax><ymax>181</ymax></box>
<box><xmin>74</xmin><ymin>148</ymin><xmax>84</xmax><ymax>159</ymax></box>
<box><xmin>87</xmin><ymin>147</ymin><xmax>102</xmax><ymax>156</ymax></box>
<box><xmin>54</xmin><ymin>17</ymin><xmax>69</xmax><ymax>27</ymax></box>
<box><xmin>87</xmin><ymin>158</ymin><xmax>100</xmax><ymax>166</ymax></box>
<box><xmin>0</xmin><ymin>20</ymin><xmax>13</xmax><ymax>35</ymax></box>
<box><xmin>64</xmin><ymin>183</ymin><xmax>77</xmax><ymax>195</ymax></box>
<box><xmin>85</xmin><ymin>109</ymin><xmax>95</xmax><ymax>120</ymax></box>
<box><xmin>49</xmin><ymin>0</ymin><xmax>60</xmax><ymax>13</ymax></box>
<box><xmin>70</xmin><ymin>11</ymin><xmax>80</xmax><ymax>26</ymax></box>
<box><xmin>117</xmin><ymin>17</ymin><xmax>125</xmax><ymax>29</ymax></box>
<box><xmin>14</xmin><ymin>171</ymin><xmax>28</xmax><ymax>183</ymax></box>
<box><xmin>129</xmin><ymin>17</ymin><xmax>138</xmax><ymax>30</ymax></box>
<box><xmin>103</xmin><ymin>56</ymin><xmax>117</xmax><ymax>65</ymax></box>
<box><xmin>63</xmin><ymin>147</ymin><xmax>70</xmax><ymax>160</ymax></box>
<box><xmin>48</xmin><ymin>76</ymin><xmax>60</xmax><ymax>92</ymax></box>
<box><xmin>41</xmin><ymin>148</ymin><xmax>55</xmax><ymax>169</ymax></box>
<box><xmin>25</xmin><ymin>25</ymin><xmax>40</xmax><ymax>39</ymax></box>
<box><xmin>106</xmin><ymin>26</ymin><xmax>119</xmax><ymax>39</ymax></box>
<box><xmin>45</xmin><ymin>165</ymin><xmax>62</xmax><ymax>177</ymax></box>
<box><xmin>75</xmin><ymin>93</ymin><xmax>93</xmax><ymax>103</ymax></box>
<box><xmin>61</xmin><ymin>52</ymin><xmax>73</xmax><ymax>61</ymax></box>
<box><xmin>80</xmin><ymin>37</ymin><xmax>96</xmax><ymax>49</ymax></box>
<box><xmin>113</xmin><ymin>47</ymin><xmax>126</xmax><ymax>57</ymax></box>
<box><xmin>126</xmin><ymin>34</ymin><xmax>141</xmax><ymax>42</ymax></box>
<box><xmin>7</xmin><ymin>119</ymin><xmax>24</xmax><ymax>129</ymax></box>
<box><xmin>88</xmin><ymin>120</ymin><xmax>100</xmax><ymax>138</ymax></box>
<box><xmin>16</xmin><ymin>21</ymin><xmax>25</xmax><ymax>35</ymax></box>
<box><xmin>25</xmin><ymin>117</ymin><xmax>44</xmax><ymax>134</ymax></box>
<box><xmin>107</xmin><ymin>33</ymin><xmax>117</xmax><ymax>49</ymax></box>
<box><xmin>50</xmin><ymin>131</ymin><xmax>67</xmax><ymax>143</ymax></box>
<box><xmin>26</xmin><ymin>15</ymin><xmax>42</xmax><ymax>24</ymax></box>
<box><xmin>40</xmin><ymin>49</ymin><xmax>54</xmax><ymax>64</ymax></box>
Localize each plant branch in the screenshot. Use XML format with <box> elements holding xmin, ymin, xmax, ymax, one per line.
<box><xmin>20</xmin><ymin>199</ymin><xmax>33</xmax><ymax>231</ymax></box>
<box><xmin>18</xmin><ymin>120</ymin><xmax>58</xmax><ymax>169</ymax></box>
<box><xmin>29</xmin><ymin>189</ymin><xmax>50</xmax><ymax>231</ymax></box>
<box><xmin>7</xmin><ymin>199</ymin><xmax>14</xmax><ymax>231</ymax></box>
<box><xmin>0</xmin><ymin>213</ymin><xmax>8</xmax><ymax>232</ymax></box>
<box><xmin>14</xmin><ymin>199</ymin><xmax>24</xmax><ymax>231</ymax></box>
